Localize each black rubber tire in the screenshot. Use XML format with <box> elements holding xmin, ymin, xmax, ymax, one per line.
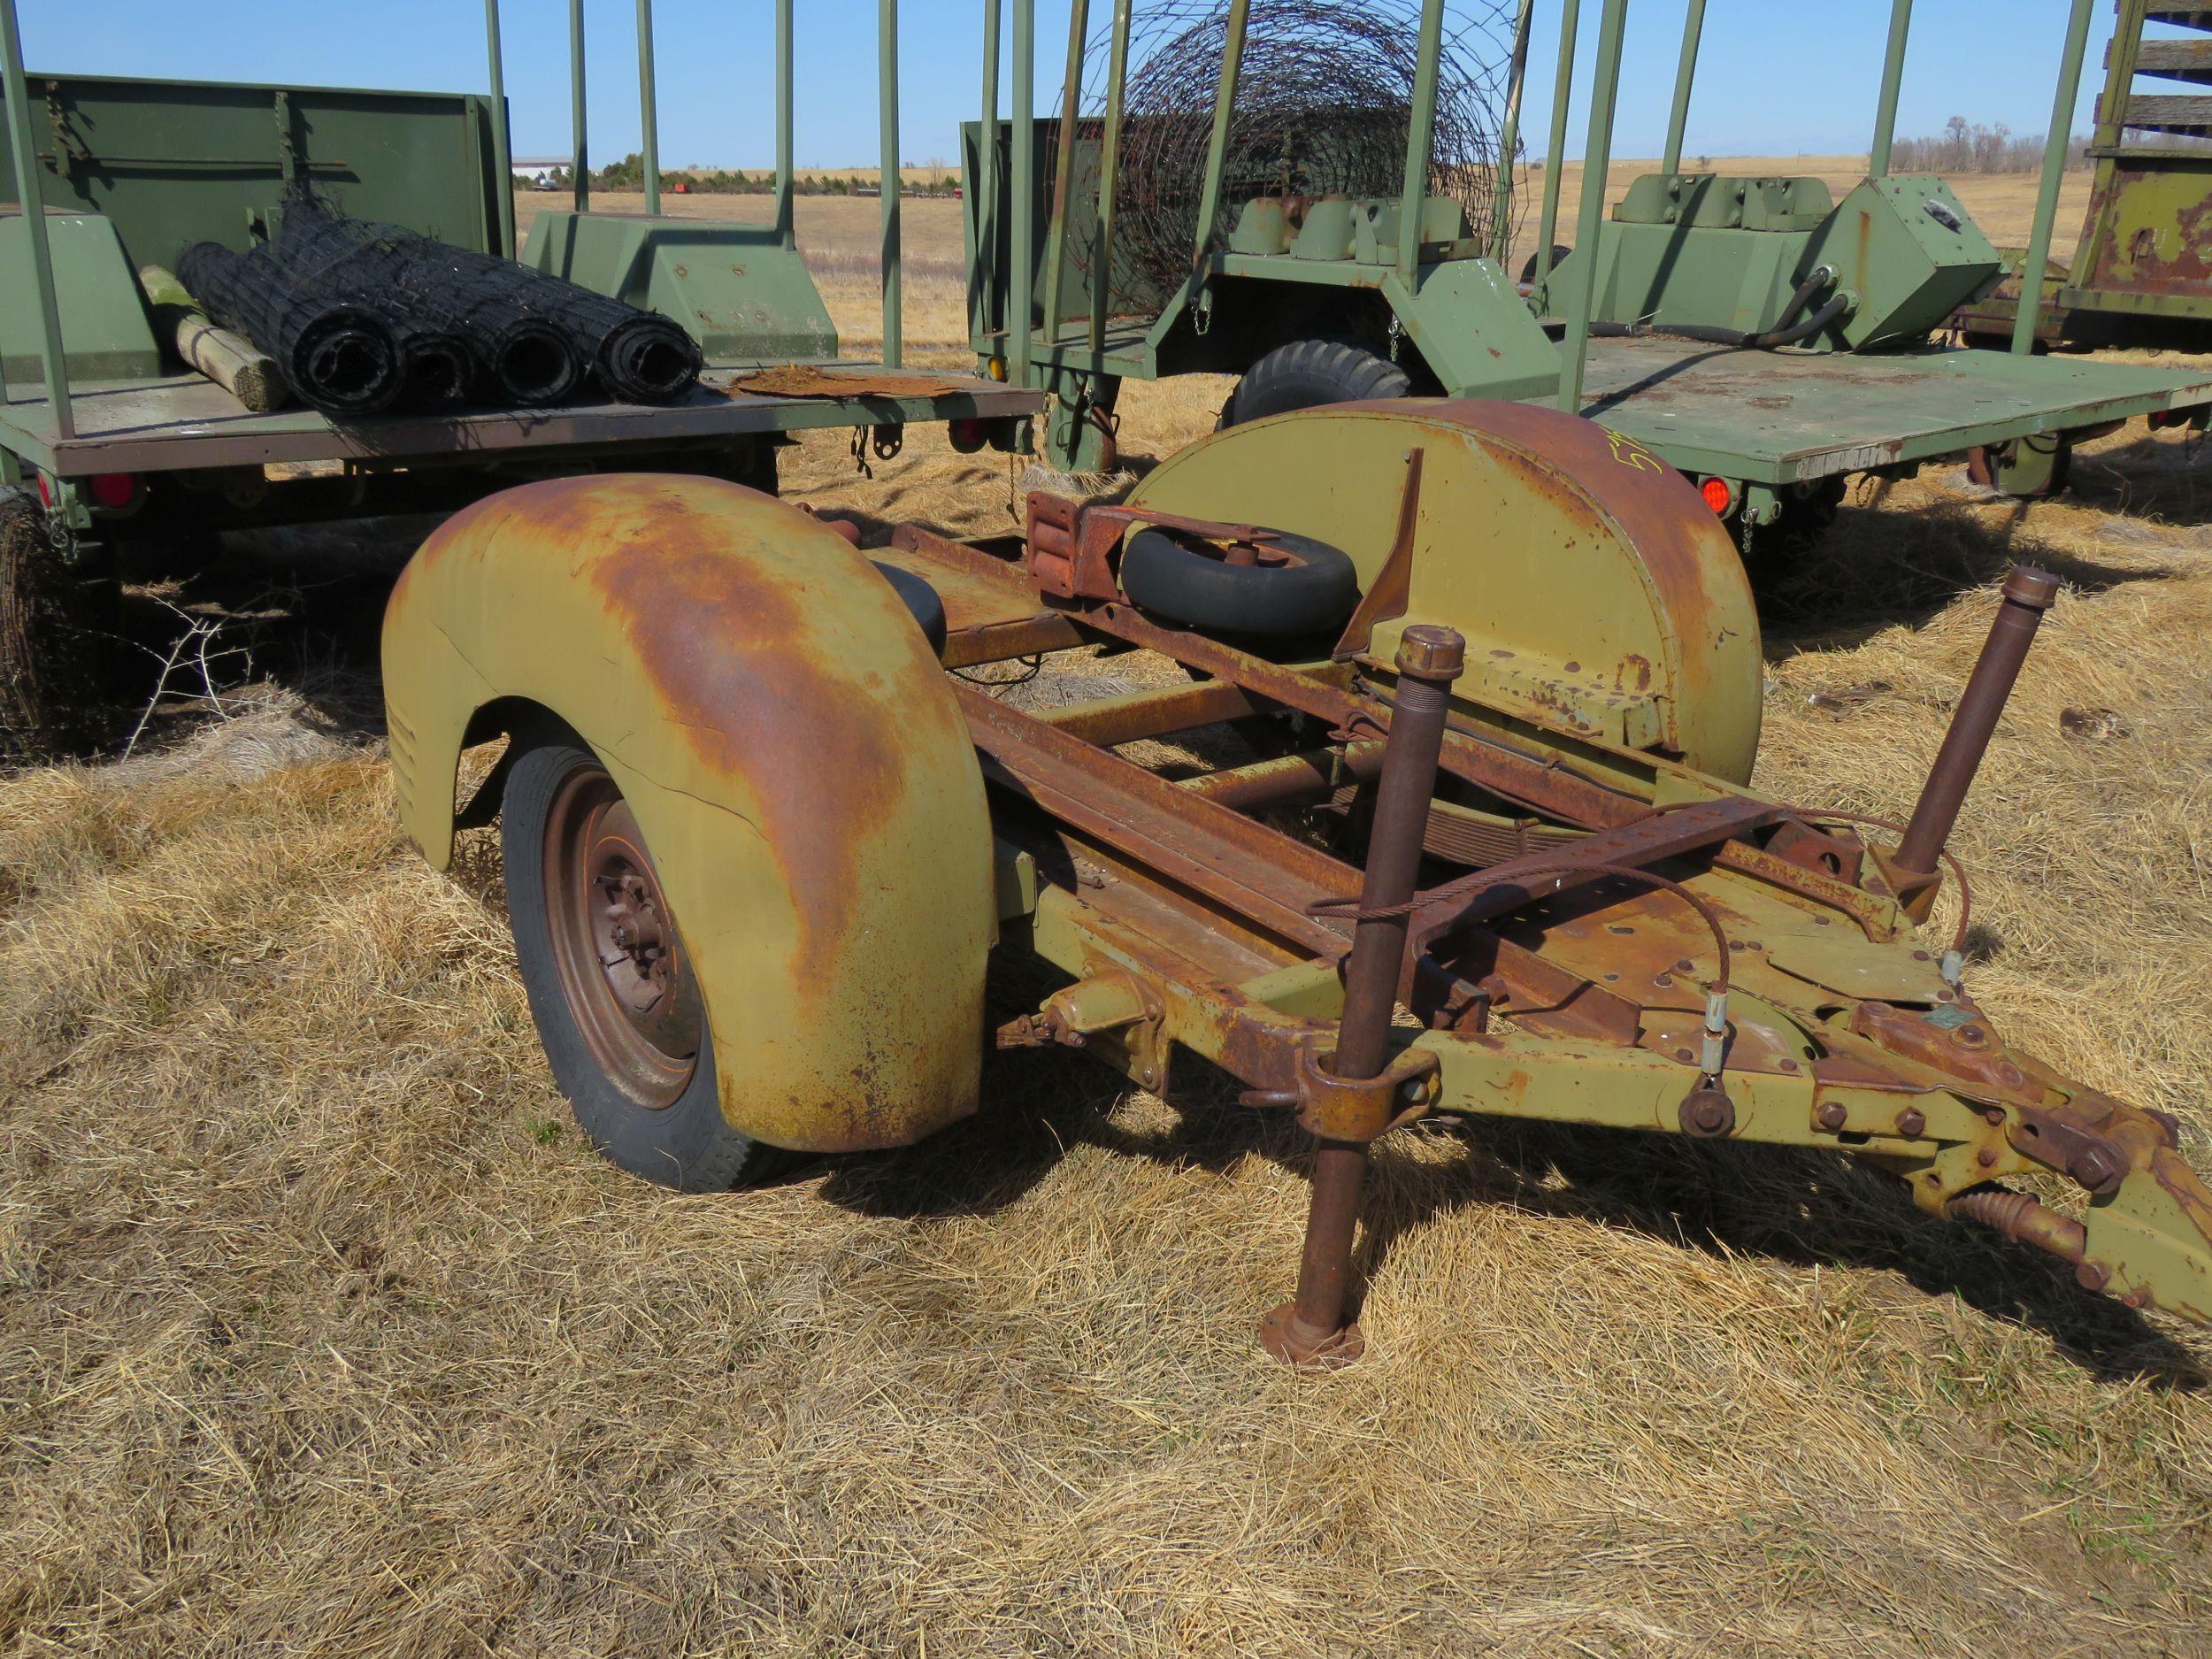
<box><xmin>1119</xmin><ymin>526</ymin><xmax>1360</xmax><ymax>639</ymax></box>
<box><xmin>1222</xmin><ymin>337</ymin><xmax>1411</xmax><ymax>427</ymax></box>
<box><xmin>1</xmin><ymin>488</ymin><xmax>112</xmax><ymax>763</ymax></box>
<box><xmin>1519</xmin><ymin>244</ymin><xmax>1573</xmax><ymax>285</ymax></box>
<box><xmin>501</xmin><ymin>727</ymin><xmax>764</xmax><ymax>1192</ymax></box>
<box><xmin>870</xmin><ymin>560</ymin><xmax>949</xmax><ymax>657</ymax></box>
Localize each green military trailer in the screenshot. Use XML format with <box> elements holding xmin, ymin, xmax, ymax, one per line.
<box><xmin>963</xmin><ymin>0</ymin><xmax>2212</xmax><ymax>541</ymax></box>
<box><xmin>0</xmin><ymin>0</ymin><xmax>1037</xmax><ymax>758</ymax></box>
<box><xmin>1957</xmin><ymin>0</ymin><xmax>2212</xmax><ymax>350</ymax></box>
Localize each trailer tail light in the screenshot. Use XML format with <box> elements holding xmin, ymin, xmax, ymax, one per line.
<box><xmin>1700</xmin><ymin>477</ymin><xmax>1734</xmax><ymax>516</ymax></box>
<box><xmin>2151</xmin><ymin>405</ymin><xmax>2208</xmax><ymax>431</ymax></box>
<box><xmin>89</xmin><ymin>472</ymin><xmax>142</xmax><ymax>510</ymax></box>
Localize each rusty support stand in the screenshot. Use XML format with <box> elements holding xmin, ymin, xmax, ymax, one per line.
<box><xmin>1260</xmin><ymin>626</ymin><xmax>1466</xmax><ymax>1369</ymax></box>
<box><xmin>1893</xmin><ymin>567</ymin><xmax>2060</xmax><ymax>881</ymax></box>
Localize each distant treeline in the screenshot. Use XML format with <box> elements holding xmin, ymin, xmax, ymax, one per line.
<box><xmin>1886</xmin><ymin>119</ymin><xmax>2089</xmax><ymax>173</ymax></box>
<box><xmin>552</xmin><ymin>153</ymin><xmax>961</xmax><ymax>196</ymax></box>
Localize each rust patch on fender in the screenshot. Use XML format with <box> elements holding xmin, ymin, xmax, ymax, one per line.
<box><xmin>503</xmin><ymin>475</ymin><xmax>940</xmax><ymax>1013</ymax></box>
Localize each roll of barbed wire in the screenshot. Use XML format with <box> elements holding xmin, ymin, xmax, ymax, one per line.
<box><xmin>176</xmin><ymin>240</ymin><xmax>408</xmax><ymax>415</ymax></box>
<box><xmin>1070</xmin><ymin>0</ymin><xmax>1522</xmax><ymax>305</ymax></box>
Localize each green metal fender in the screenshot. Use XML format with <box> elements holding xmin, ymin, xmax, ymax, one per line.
<box><xmin>1126</xmin><ymin>400</ymin><xmax>1764</xmax><ymax>784</ymax></box>
<box><xmin>381</xmin><ymin>473</ymin><xmax>996</xmax><ymax>1154</ymax></box>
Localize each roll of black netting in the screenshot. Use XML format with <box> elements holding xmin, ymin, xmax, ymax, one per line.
<box><xmin>278</xmin><ymin>198</ymin><xmax>701</xmax><ymax>404</ymax></box>
<box><xmin>399</xmin><ymin>329</ymin><xmax>479</xmax><ymax>408</ymax></box>
<box><xmin>177</xmin><ymin>240</ymin><xmax>407</xmax><ymax>415</ymax></box>
<box><xmin>265</xmin><ymin>206</ymin><xmax>584</xmax><ymax>407</ymax></box>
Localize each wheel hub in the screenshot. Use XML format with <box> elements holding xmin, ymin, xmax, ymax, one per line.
<box><xmin>543</xmin><ymin>769</ymin><xmax>703</xmax><ymax>1110</ymax></box>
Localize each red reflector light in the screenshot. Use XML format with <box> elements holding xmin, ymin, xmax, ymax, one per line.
<box><xmin>1700</xmin><ymin>477</ymin><xmax>1732</xmax><ymax>515</ymax></box>
<box><xmin>33</xmin><ymin>473</ymin><xmax>52</xmax><ymax>507</ymax></box>
<box><xmin>949</xmin><ymin>417</ymin><xmax>989</xmax><ymax>454</ymax></box>
<box><xmin>89</xmin><ymin>472</ymin><xmax>139</xmax><ymax>509</ymax></box>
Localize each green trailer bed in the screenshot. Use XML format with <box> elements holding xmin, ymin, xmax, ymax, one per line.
<box><xmin>0</xmin><ymin>365</ymin><xmax>1036</xmax><ymax>480</ymax></box>
<box><xmin>1568</xmin><ymin>334</ymin><xmax>2212</xmax><ymax>486</ymax></box>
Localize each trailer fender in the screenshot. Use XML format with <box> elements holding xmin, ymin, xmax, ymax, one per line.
<box><xmin>1125</xmin><ymin>399</ymin><xmax>1763</xmax><ymax>783</ymax></box>
<box><xmin>381</xmin><ymin>473</ymin><xmax>995</xmax><ymax>1153</ymax></box>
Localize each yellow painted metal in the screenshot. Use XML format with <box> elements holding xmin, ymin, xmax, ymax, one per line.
<box><xmin>1121</xmin><ymin>400</ymin><xmax>1764</xmax><ymax>784</ymax></box>
<box><xmin>380</xmin><ymin>474</ymin><xmax>996</xmax><ymax>1153</ymax></box>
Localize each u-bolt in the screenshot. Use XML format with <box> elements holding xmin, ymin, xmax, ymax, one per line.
<box><xmin>1259</xmin><ymin>624</ymin><xmax>1466</xmax><ymax>1370</ymax></box>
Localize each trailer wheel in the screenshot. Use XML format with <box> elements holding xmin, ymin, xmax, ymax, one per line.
<box><xmin>1222</xmin><ymin>338</ymin><xmax>1411</xmax><ymax>427</ymax></box>
<box><xmin>501</xmin><ymin>727</ymin><xmax>766</xmax><ymax>1190</ymax></box>
<box><xmin>1120</xmin><ymin>526</ymin><xmax>1359</xmax><ymax>638</ymax></box>
<box><xmin>1519</xmin><ymin>244</ymin><xmax>1572</xmax><ymax>285</ymax></box>
<box><xmin>0</xmin><ymin>488</ymin><xmax>111</xmax><ymax>762</ymax></box>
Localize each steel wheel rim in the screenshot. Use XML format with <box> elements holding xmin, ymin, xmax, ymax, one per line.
<box><xmin>541</xmin><ymin>764</ymin><xmax>703</xmax><ymax>1110</ymax></box>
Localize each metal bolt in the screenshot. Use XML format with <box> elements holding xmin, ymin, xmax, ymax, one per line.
<box><xmin>1977</xmin><ymin>1148</ymin><xmax>1998</xmax><ymax>1168</ymax></box>
<box><xmin>2072</xmin><ymin>1146</ymin><xmax>2124</xmax><ymax>1192</ymax></box>
<box><xmin>1896</xmin><ymin>1108</ymin><xmax>1927</xmax><ymax>1139</ymax></box>
<box><xmin>1816</xmin><ymin>1102</ymin><xmax>1849</xmax><ymax>1132</ymax></box>
<box><xmin>1678</xmin><ymin>1087</ymin><xmax>1735</xmax><ymax>1137</ymax></box>
<box><xmin>2076</xmin><ymin>1259</ymin><xmax>2112</xmax><ymax>1293</ymax></box>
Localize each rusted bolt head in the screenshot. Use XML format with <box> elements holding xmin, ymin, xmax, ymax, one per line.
<box><xmin>2072</xmin><ymin>1146</ymin><xmax>2124</xmax><ymax>1193</ymax></box>
<box><xmin>1895</xmin><ymin>1108</ymin><xmax>1928</xmax><ymax>1139</ymax></box>
<box><xmin>1816</xmin><ymin>1102</ymin><xmax>1849</xmax><ymax>1132</ymax></box>
<box><xmin>2075</xmin><ymin>1259</ymin><xmax>2112</xmax><ymax>1293</ymax></box>
<box><xmin>2003</xmin><ymin>565</ymin><xmax>2062</xmax><ymax>611</ymax></box>
<box><xmin>1953</xmin><ymin>1025</ymin><xmax>1990</xmax><ymax>1049</ymax></box>
<box><xmin>1679</xmin><ymin>1087</ymin><xmax>1736</xmax><ymax>1138</ymax></box>
<box><xmin>1977</xmin><ymin>1147</ymin><xmax>1998</xmax><ymax>1168</ymax></box>
<box><xmin>1395</xmin><ymin>624</ymin><xmax>1467</xmax><ymax>681</ymax></box>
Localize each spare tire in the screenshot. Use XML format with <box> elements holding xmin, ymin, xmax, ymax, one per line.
<box><xmin>1119</xmin><ymin>526</ymin><xmax>1359</xmax><ymax>638</ymax></box>
<box><xmin>869</xmin><ymin>560</ymin><xmax>949</xmax><ymax>657</ymax></box>
<box><xmin>1222</xmin><ymin>337</ymin><xmax>1410</xmax><ymax>427</ymax></box>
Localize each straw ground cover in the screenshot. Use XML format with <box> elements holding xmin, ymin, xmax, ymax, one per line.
<box><xmin>4</xmin><ymin>192</ymin><xmax>2212</xmax><ymax>1657</ymax></box>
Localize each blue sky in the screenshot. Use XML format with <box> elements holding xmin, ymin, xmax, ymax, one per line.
<box><xmin>21</xmin><ymin>2</ymin><xmax>2124</xmax><ymax>168</ymax></box>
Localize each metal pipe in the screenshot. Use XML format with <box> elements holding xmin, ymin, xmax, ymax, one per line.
<box><xmin>1557</xmin><ymin>0</ymin><xmax>1628</xmax><ymax>415</ymax></box>
<box><xmin>1398</xmin><ymin>0</ymin><xmax>1448</xmax><ymax>289</ymax></box>
<box><xmin>1868</xmin><ymin>0</ymin><xmax>1914</xmax><ymax>177</ymax></box>
<box><xmin>1011</xmin><ymin>0</ymin><xmax>1036</xmax><ymax>387</ymax></box>
<box><xmin>1261</xmin><ymin>625</ymin><xmax>1465</xmax><ymax>1370</ymax></box>
<box><xmin>1531</xmin><ymin>0</ymin><xmax>1580</xmax><ymax>291</ymax></box>
<box><xmin>880</xmin><ymin>0</ymin><xmax>903</xmax><ymax>368</ymax></box>
<box><xmin>635</xmin><ymin>0</ymin><xmax>661</xmax><ymax>214</ymax></box>
<box><xmin>1659</xmin><ymin>0</ymin><xmax>1706</xmax><ymax>179</ymax></box>
<box><xmin>972</xmin><ymin>0</ymin><xmax>1002</xmax><ymax>351</ymax></box>
<box><xmin>1893</xmin><ymin>567</ymin><xmax>2061</xmax><ymax>878</ymax></box>
<box><xmin>1091</xmin><ymin>0</ymin><xmax>1133</xmax><ymax>358</ymax></box>
<box><xmin>1187</xmin><ymin>0</ymin><xmax>1250</xmax><ymax>280</ymax></box>
<box><xmin>2014</xmin><ymin>0</ymin><xmax>2095</xmax><ymax>357</ymax></box>
<box><xmin>1487</xmin><ymin>0</ymin><xmax>1534</xmax><ymax>265</ymax></box>
<box><xmin>569</xmin><ymin>0</ymin><xmax>589</xmax><ymax>211</ymax></box>
<box><xmin>483</xmin><ymin>0</ymin><xmax>516</xmax><ymax>257</ymax></box>
<box><xmin>776</xmin><ymin>0</ymin><xmax>795</xmax><ymax>250</ymax></box>
<box><xmin>0</xmin><ymin>0</ymin><xmax>71</xmax><ymax>436</ymax></box>
<box><xmin>1041</xmin><ymin>0</ymin><xmax>1091</xmax><ymax>353</ymax></box>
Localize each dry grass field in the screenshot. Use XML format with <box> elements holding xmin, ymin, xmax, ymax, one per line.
<box><xmin>4</xmin><ymin>168</ymin><xmax>2210</xmax><ymax>1657</ymax></box>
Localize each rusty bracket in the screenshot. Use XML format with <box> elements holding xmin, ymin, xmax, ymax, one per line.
<box><xmin>1291</xmin><ymin>1041</ymin><xmax>1441</xmax><ymax>1143</ymax></box>
<box><xmin>1023</xmin><ymin>492</ymin><xmax>1281</xmax><ymax>602</ymax></box>
<box><xmin>1331</xmin><ymin>445</ymin><xmax>1424</xmax><ymax>661</ymax></box>
<box><xmin>996</xmin><ymin>969</ymin><xmax>1171</xmax><ymax>1094</ymax></box>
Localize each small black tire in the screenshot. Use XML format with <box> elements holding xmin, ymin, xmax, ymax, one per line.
<box><xmin>1519</xmin><ymin>244</ymin><xmax>1573</xmax><ymax>285</ymax></box>
<box><xmin>1222</xmin><ymin>337</ymin><xmax>1411</xmax><ymax>427</ymax></box>
<box><xmin>1</xmin><ymin>489</ymin><xmax>112</xmax><ymax>762</ymax></box>
<box><xmin>1119</xmin><ymin>526</ymin><xmax>1360</xmax><ymax>638</ymax></box>
<box><xmin>869</xmin><ymin>560</ymin><xmax>949</xmax><ymax>656</ymax></box>
<box><xmin>500</xmin><ymin>726</ymin><xmax>765</xmax><ymax>1192</ymax></box>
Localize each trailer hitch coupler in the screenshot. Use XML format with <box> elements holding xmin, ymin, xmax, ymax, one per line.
<box><xmin>1262</xmin><ymin>625</ymin><xmax>1465</xmax><ymax>1370</ymax></box>
<box><xmin>1893</xmin><ymin>566</ymin><xmax>2060</xmax><ymax>881</ymax></box>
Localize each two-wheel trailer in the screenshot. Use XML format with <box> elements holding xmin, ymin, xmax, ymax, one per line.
<box><xmin>0</xmin><ymin>0</ymin><xmax>1038</xmax><ymax>757</ymax></box>
<box><xmin>964</xmin><ymin>0</ymin><xmax>2212</xmax><ymax>538</ymax></box>
<box><xmin>384</xmin><ymin>398</ymin><xmax>2212</xmax><ymax>1356</ymax></box>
